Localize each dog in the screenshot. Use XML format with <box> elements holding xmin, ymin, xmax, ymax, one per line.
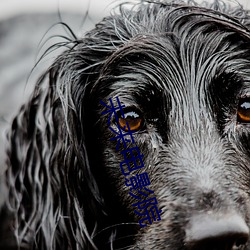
<box><xmin>1</xmin><ymin>0</ymin><xmax>250</xmax><ymax>249</ymax></box>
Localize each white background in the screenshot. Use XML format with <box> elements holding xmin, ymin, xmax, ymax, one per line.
<box><xmin>0</xmin><ymin>0</ymin><xmax>250</xmax><ymax>20</ymax></box>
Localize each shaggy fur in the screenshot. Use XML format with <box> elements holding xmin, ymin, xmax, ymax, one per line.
<box><xmin>2</xmin><ymin>0</ymin><xmax>250</xmax><ymax>249</ymax></box>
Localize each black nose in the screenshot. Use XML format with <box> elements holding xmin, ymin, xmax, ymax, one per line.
<box><xmin>185</xmin><ymin>213</ymin><xmax>249</xmax><ymax>250</ymax></box>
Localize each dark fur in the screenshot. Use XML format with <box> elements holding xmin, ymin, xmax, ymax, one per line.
<box><xmin>2</xmin><ymin>0</ymin><xmax>250</xmax><ymax>249</ymax></box>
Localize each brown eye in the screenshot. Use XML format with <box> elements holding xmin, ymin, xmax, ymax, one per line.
<box><xmin>237</xmin><ymin>99</ymin><xmax>250</xmax><ymax>123</ymax></box>
<box><xmin>118</xmin><ymin>111</ymin><xmax>144</xmax><ymax>131</ymax></box>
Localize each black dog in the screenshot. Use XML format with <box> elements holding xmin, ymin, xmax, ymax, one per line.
<box><xmin>2</xmin><ymin>0</ymin><xmax>250</xmax><ymax>249</ymax></box>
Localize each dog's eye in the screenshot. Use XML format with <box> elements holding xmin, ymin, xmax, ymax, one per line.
<box><xmin>237</xmin><ymin>99</ymin><xmax>250</xmax><ymax>123</ymax></box>
<box><xmin>118</xmin><ymin>111</ymin><xmax>143</xmax><ymax>131</ymax></box>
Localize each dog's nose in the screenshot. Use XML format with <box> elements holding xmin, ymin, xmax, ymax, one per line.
<box><xmin>185</xmin><ymin>213</ymin><xmax>249</xmax><ymax>250</ymax></box>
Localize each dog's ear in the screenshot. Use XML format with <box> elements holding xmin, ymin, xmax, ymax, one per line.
<box><xmin>3</xmin><ymin>16</ymin><xmax>125</xmax><ymax>249</ymax></box>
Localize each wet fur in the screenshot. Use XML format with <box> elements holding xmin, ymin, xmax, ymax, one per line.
<box><xmin>2</xmin><ymin>0</ymin><xmax>250</xmax><ymax>249</ymax></box>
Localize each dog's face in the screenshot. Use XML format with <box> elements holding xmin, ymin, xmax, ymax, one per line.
<box><xmin>3</xmin><ymin>1</ymin><xmax>250</xmax><ymax>250</ymax></box>
<box><xmin>88</xmin><ymin>3</ymin><xmax>250</xmax><ymax>250</ymax></box>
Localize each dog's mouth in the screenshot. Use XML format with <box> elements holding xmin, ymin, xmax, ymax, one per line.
<box><xmin>185</xmin><ymin>213</ymin><xmax>249</xmax><ymax>250</ymax></box>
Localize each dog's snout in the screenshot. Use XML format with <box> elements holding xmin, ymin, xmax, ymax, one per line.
<box><xmin>185</xmin><ymin>213</ymin><xmax>249</xmax><ymax>250</ymax></box>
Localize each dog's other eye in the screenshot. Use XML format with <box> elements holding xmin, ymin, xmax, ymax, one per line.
<box><xmin>237</xmin><ymin>98</ymin><xmax>250</xmax><ymax>123</ymax></box>
<box><xmin>118</xmin><ymin>111</ymin><xmax>144</xmax><ymax>131</ymax></box>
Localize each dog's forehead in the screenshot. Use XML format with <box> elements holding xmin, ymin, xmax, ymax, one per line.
<box><xmin>102</xmin><ymin>6</ymin><xmax>250</xmax><ymax>102</ymax></box>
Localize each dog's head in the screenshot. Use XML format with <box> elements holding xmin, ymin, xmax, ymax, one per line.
<box><xmin>3</xmin><ymin>1</ymin><xmax>250</xmax><ymax>249</ymax></box>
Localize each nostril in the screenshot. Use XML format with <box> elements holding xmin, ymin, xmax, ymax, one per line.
<box><xmin>235</xmin><ymin>235</ymin><xmax>249</xmax><ymax>248</ymax></box>
<box><xmin>185</xmin><ymin>213</ymin><xmax>249</xmax><ymax>250</ymax></box>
